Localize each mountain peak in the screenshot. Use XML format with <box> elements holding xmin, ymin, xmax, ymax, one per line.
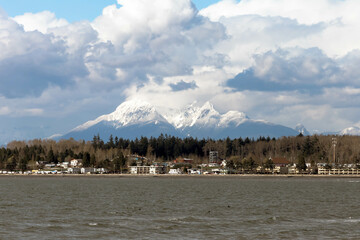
<box><xmin>340</xmin><ymin>126</ymin><xmax>360</xmax><ymax>135</ymax></box>
<box><xmin>56</xmin><ymin>100</ymin><xmax>300</xmax><ymax>141</ymax></box>
<box><xmin>71</xmin><ymin>99</ymin><xmax>165</xmax><ymax>132</ymax></box>
<box><xmin>295</xmin><ymin>123</ymin><xmax>310</xmax><ymax>135</ymax></box>
<box><xmin>201</xmin><ymin>101</ymin><xmax>214</xmax><ymax>110</ymax></box>
<box><xmin>218</xmin><ymin>111</ymin><xmax>248</xmax><ymax>127</ymax></box>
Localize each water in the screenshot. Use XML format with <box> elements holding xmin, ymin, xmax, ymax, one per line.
<box><xmin>0</xmin><ymin>176</ymin><xmax>359</xmax><ymax>239</ymax></box>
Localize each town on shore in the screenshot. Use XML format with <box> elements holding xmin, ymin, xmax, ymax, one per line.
<box><xmin>1</xmin><ymin>134</ymin><xmax>360</xmax><ymax>176</ymax></box>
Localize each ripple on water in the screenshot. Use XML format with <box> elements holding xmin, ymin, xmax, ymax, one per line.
<box><xmin>1</xmin><ymin>176</ymin><xmax>360</xmax><ymax>239</ymax></box>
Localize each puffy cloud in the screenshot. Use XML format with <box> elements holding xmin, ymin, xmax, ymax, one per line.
<box><xmin>227</xmin><ymin>48</ymin><xmax>343</xmax><ymax>93</ymax></box>
<box><xmin>0</xmin><ymin>12</ymin><xmax>88</xmax><ymax>98</ymax></box>
<box><xmin>91</xmin><ymin>0</ymin><xmax>226</xmax><ymax>81</ymax></box>
<box><xmin>201</xmin><ymin>0</ymin><xmax>360</xmax><ymax>57</ymax></box>
<box><xmin>201</xmin><ymin>0</ymin><xmax>359</xmax><ymax>25</ymax></box>
<box><xmin>2</xmin><ymin>0</ymin><xmax>360</xmax><ymax>143</ymax></box>
<box><xmin>13</xmin><ymin>11</ymin><xmax>68</xmax><ymax>33</ymax></box>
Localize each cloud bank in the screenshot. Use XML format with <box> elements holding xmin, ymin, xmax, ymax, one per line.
<box><xmin>1</xmin><ymin>0</ymin><xmax>360</xmax><ymax>143</ymax></box>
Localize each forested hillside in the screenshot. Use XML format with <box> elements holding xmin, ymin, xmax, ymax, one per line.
<box><xmin>1</xmin><ymin>134</ymin><xmax>360</xmax><ymax>171</ymax></box>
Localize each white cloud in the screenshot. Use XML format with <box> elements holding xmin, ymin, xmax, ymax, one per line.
<box><xmin>13</xmin><ymin>11</ymin><xmax>68</xmax><ymax>34</ymax></box>
<box><xmin>201</xmin><ymin>0</ymin><xmax>359</xmax><ymax>25</ymax></box>
<box><xmin>201</xmin><ymin>0</ymin><xmax>360</xmax><ymax>57</ymax></box>
<box><xmin>2</xmin><ymin>0</ymin><xmax>360</xmax><ymax>142</ymax></box>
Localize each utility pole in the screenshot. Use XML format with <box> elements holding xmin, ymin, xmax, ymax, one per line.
<box><xmin>332</xmin><ymin>137</ymin><xmax>337</xmax><ymax>166</ymax></box>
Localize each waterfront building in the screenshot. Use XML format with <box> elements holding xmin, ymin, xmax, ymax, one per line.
<box><xmin>81</xmin><ymin>168</ymin><xmax>96</xmax><ymax>174</ymax></box>
<box><xmin>169</xmin><ymin>168</ymin><xmax>182</xmax><ymax>174</ymax></box>
<box><xmin>174</xmin><ymin>157</ymin><xmax>193</xmax><ymax>164</ymax></box>
<box><xmin>70</xmin><ymin>159</ymin><xmax>82</xmax><ymax>167</ymax></box>
<box><xmin>130</xmin><ymin>164</ymin><xmax>165</xmax><ymax>174</ymax></box>
<box><xmin>149</xmin><ymin>165</ymin><xmax>165</xmax><ymax>174</ymax></box>
<box><xmin>209</xmin><ymin>151</ymin><xmax>219</xmax><ymax>163</ymax></box>
<box><xmin>271</xmin><ymin>157</ymin><xmax>290</xmax><ymax>174</ymax></box>
<box><xmin>188</xmin><ymin>169</ymin><xmax>201</xmax><ymax>174</ymax></box>
<box><xmin>318</xmin><ymin>167</ymin><xmax>360</xmax><ymax>175</ymax></box>
<box><xmin>67</xmin><ymin>168</ymin><xmax>81</xmax><ymax>174</ymax></box>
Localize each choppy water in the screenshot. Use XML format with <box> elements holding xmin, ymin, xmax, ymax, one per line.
<box><xmin>0</xmin><ymin>176</ymin><xmax>359</xmax><ymax>239</ymax></box>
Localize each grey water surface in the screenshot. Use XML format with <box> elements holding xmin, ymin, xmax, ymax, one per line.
<box><xmin>0</xmin><ymin>176</ymin><xmax>359</xmax><ymax>239</ymax></box>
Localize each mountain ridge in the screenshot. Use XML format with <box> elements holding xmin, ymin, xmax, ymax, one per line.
<box><xmin>55</xmin><ymin>100</ymin><xmax>305</xmax><ymax>141</ymax></box>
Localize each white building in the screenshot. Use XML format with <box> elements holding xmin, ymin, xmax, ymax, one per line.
<box><xmin>188</xmin><ymin>169</ymin><xmax>201</xmax><ymax>174</ymax></box>
<box><xmin>67</xmin><ymin>168</ymin><xmax>81</xmax><ymax>174</ymax></box>
<box><xmin>209</xmin><ymin>151</ymin><xmax>219</xmax><ymax>163</ymax></box>
<box><xmin>169</xmin><ymin>168</ymin><xmax>182</xmax><ymax>174</ymax></box>
<box><xmin>130</xmin><ymin>165</ymin><xmax>165</xmax><ymax>174</ymax></box>
<box><xmin>60</xmin><ymin>162</ymin><xmax>70</xmax><ymax>168</ymax></box>
<box><xmin>96</xmin><ymin>168</ymin><xmax>109</xmax><ymax>174</ymax></box>
<box><xmin>150</xmin><ymin>165</ymin><xmax>165</xmax><ymax>174</ymax></box>
<box><xmin>81</xmin><ymin>167</ymin><xmax>96</xmax><ymax>174</ymax></box>
<box><xmin>70</xmin><ymin>159</ymin><xmax>82</xmax><ymax>167</ymax></box>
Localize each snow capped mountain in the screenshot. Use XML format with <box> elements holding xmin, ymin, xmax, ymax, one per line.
<box><xmin>340</xmin><ymin>126</ymin><xmax>360</xmax><ymax>135</ymax></box>
<box><xmin>60</xmin><ymin>100</ymin><xmax>179</xmax><ymax>141</ymax></box>
<box><xmin>72</xmin><ymin>100</ymin><xmax>166</xmax><ymax>132</ymax></box>
<box><xmin>218</xmin><ymin>111</ymin><xmax>249</xmax><ymax>128</ymax></box>
<box><xmin>55</xmin><ymin>100</ymin><xmax>300</xmax><ymax>141</ymax></box>
<box><xmin>167</xmin><ymin>101</ymin><xmax>248</xmax><ymax>129</ymax></box>
<box><xmin>167</xmin><ymin>101</ymin><xmax>221</xmax><ymax>129</ymax></box>
<box><xmin>295</xmin><ymin>124</ymin><xmax>310</xmax><ymax>135</ymax></box>
<box><xmin>165</xmin><ymin>101</ymin><xmax>298</xmax><ymax>139</ymax></box>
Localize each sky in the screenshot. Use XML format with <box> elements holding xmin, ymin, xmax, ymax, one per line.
<box><xmin>0</xmin><ymin>0</ymin><xmax>220</xmax><ymax>22</ymax></box>
<box><xmin>1</xmin><ymin>0</ymin><xmax>360</xmax><ymax>144</ymax></box>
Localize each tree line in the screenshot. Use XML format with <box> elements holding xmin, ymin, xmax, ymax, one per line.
<box><xmin>1</xmin><ymin>134</ymin><xmax>360</xmax><ymax>171</ymax></box>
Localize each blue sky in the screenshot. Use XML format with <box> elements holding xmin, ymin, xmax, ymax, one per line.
<box><xmin>0</xmin><ymin>0</ymin><xmax>221</xmax><ymax>22</ymax></box>
<box><xmin>1</xmin><ymin>0</ymin><xmax>360</xmax><ymax>144</ymax></box>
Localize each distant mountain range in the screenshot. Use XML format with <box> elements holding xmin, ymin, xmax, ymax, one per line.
<box><xmin>54</xmin><ymin>100</ymin><xmax>359</xmax><ymax>141</ymax></box>
<box><xmin>56</xmin><ymin>100</ymin><xmax>299</xmax><ymax>141</ymax></box>
<box><xmin>339</xmin><ymin>126</ymin><xmax>360</xmax><ymax>135</ymax></box>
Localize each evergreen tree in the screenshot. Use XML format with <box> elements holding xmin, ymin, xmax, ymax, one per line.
<box><xmin>83</xmin><ymin>152</ymin><xmax>91</xmax><ymax>167</ymax></box>
<box><xmin>297</xmin><ymin>154</ymin><xmax>307</xmax><ymax>172</ymax></box>
<box><xmin>46</xmin><ymin>148</ymin><xmax>55</xmax><ymax>163</ymax></box>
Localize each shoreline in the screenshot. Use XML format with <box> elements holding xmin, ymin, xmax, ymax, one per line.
<box><xmin>1</xmin><ymin>173</ymin><xmax>360</xmax><ymax>178</ymax></box>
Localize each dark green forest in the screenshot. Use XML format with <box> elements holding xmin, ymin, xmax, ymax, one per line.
<box><xmin>1</xmin><ymin>134</ymin><xmax>360</xmax><ymax>172</ymax></box>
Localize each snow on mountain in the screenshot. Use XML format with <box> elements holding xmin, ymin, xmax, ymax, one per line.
<box><xmin>184</xmin><ymin>101</ymin><xmax>221</xmax><ymax>128</ymax></box>
<box><xmin>167</xmin><ymin>101</ymin><xmax>248</xmax><ymax>129</ymax></box>
<box><xmin>164</xmin><ymin>101</ymin><xmax>298</xmax><ymax>138</ymax></box>
<box><xmin>57</xmin><ymin>100</ymin><xmax>180</xmax><ymax>141</ymax></box>
<box><xmin>340</xmin><ymin>126</ymin><xmax>360</xmax><ymax>135</ymax></box>
<box><xmin>166</xmin><ymin>102</ymin><xmax>199</xmax><ymax>129</ymax></box>
<box><xmin>72</xmin><ymin>100</ymin><xmax>166</xmax><ymax>132</ymax></box>
<box><xmin>218</xmin><ymin>111</ymin><xmax>248</xmax><ymax>128</ymax></box>
<box><xmin>295</xmin><ymin>124</ymin><xmax>310</xmax><ymax>135</ymax></box>
<box><xmin>55</xmin><ymin>100</ymin><xmax>300</xmax><ymax>141</ymax></box>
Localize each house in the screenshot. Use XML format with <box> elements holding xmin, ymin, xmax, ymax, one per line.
<box><xmin>130</xmin><ymin>165</ymin><xmax>150</xmax><ymax>174</ymax></box>
<box><xmin>188</xmin><ymin>169</ymin><xmax>201</xmax><ymax>174</ymax></box>
<box><xmin>174</xmin><ymin>157</ymin><xmax>193</xmax><ymax>164</ymax></box>
<box><xmin>130</xmin><ymin>164</ymin><xmax>165</xmax><ymax>175</ymax></box>
<box><xmin>271</xmin><ymin>157</ymin><xmax>290</xmax><ymax>174</ymax></box>
<box><xmin>150</xmin><ymin>165</ymin><xmax>166</xmax><ymax>174</ymax></box>
<box><xmin>67</xmin><ymin>167</ymin><xmax>81</xmax><ymax>174</ymax></box>
<box><xmin>208</xmin><ymin>162</ymin><xmax>220</xmax><ymax>167</ymax></box>
<box><xmin>96</xmin><ymin>168</ymin><xmax>109</xmax><ymax>174</ymax></box>
<box><xmin>70</xmin><ymin>159</ymin><xmax>82</xmax><ymax>167</ymax></box>
<box><xmin>60</xmin><ymin>162</ymin><xmax>70</xmax><ymax>168</ymax></box>
<box><xmin>169</xmin><ymin>168</ymin><xmax>182</xmax><ymax>174</ymax></box>
<box><xmin>81</xmin><ymin>167</ymin><xmax>96</xmax><ymax>174</ymax></box>
<box><xmin>209</xmin><ymin>151</ymin><xmax>219</xmax><ymax>163</ymax></box>
<box><xmin>318</xmin><ymin>167</ymin><xmax>360</xmax><ymax>175</ymax></box>
<box><xmin>44</xmin><ymin>163</ymin><xmax>56</xmax><ymax>169</ymax></box>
